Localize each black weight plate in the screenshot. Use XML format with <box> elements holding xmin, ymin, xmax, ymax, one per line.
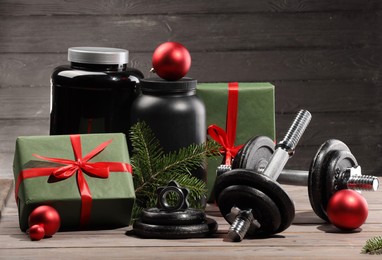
<box><xmin>215</xmin><ymin>169</ymin><xmax>295</xmax><ymax>233</ymax></box>
<box><xmin>232</xmin><ymin>136</ymin><xmax>275</xmax><ymax>172</ymax></box>
<box><xmin>321</xmin><ymin>150</ymin><xmax>358</xmax><ymax>221</ymax></box>
<box><xmin>140</xmin><ymin>208</ymin><xmax>206</xmax><ymax>225</ymax></box>
<box><xmin>307</xmin><ymin>139</ymin><xmax>352</xmax><ymax>221</ymax></box>
<box><xmin>217</xmin><ymin>185</ymin><xmax>281</xmax><ymax>237</ymax></box>
<box><xmin>133</xmin><ymin>217</ymin><xmax>218</xmax><ymax>239</ymax></box>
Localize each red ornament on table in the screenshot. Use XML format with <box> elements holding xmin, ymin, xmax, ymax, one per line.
<box><xmin>152</xmin><ymin>42</ymin><xmax>191</xmax><ymax>81</ymax></box>
<box><xmin>27</xmin><ymin>205</ymin><xmax>61</xmax><ymax>241</ymax></box>
<box><xmin>28</xmin><ymin>224</ymin><xmax>45</xmax><ymax>241</ymax></box>
<box><xmin>327</xmin><ymin>189</ymin><xmax>368</xmax><ymax>230</ymax></box>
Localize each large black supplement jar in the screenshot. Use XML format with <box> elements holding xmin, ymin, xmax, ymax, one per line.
<box><xmin>131</xmin><ymin>77</ymin><xmax>207</xmax><ymax>181</ymax></box>
<box><xmin>50</xmin><ymin>47</ymin><xmax>144</xmax><ymax>136</ymax></box>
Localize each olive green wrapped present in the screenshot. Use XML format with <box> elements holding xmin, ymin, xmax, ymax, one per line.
<box><xmin>13</xmin><ymin>133</ymin><xmax>135</xmax><ymax>231</ymax></box>
<box><xmin>197</xmin><ymin>82</ymin><xmax>276</xmax><ymax>200</ymax></box>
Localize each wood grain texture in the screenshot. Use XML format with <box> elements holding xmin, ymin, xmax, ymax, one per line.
<box><xmin>0</xmin><ymin>47</ymin><xmax>380</xmax><ymax>87</ymax></box>
<box><xmin>0</xmin><ymin>0</ymin><xmax>381</xmax><ymax>16</ymax></box>
<box><xmin>0</xmin><ymin>11</ymin><xmax>380</xmax><ymax>53</ymax></box>
<box><xmin>275</xmin><ymin>80</ymin><xmax>382</xmax><ymax>113</ymax></box>
<box><xmin>0</xmin><ymin>186</ymin><xmax>381</xmax><ymax>259</ymax></box>
<box><xmin>0</xmin><ymin>179</ymin><xmax>13</xmax><ymax>218</ymax></box>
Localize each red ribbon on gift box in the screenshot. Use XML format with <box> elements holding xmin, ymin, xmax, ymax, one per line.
<box><xmin>15</xmin><ymin>135</ymin><xmax>132</xmax><ymax>228</ymax></box>
<box><xmin>207</xmin><ymin>82</ymin><xmax>243</xmax><ymax>165</ymax></box>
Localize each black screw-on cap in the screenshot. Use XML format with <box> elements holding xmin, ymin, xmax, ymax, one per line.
<box><xmin>140</xmin><ymin>77</ymin><xmax>197</xmax><ymax>93</ymax></box>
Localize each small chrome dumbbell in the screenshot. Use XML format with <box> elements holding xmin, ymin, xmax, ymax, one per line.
<box><xmin>215</xmin><ymin>109</ymin><xmax>311</xmax><ymax>241</ymax></box>
<box><xmin>232</xmin><ymin>137</ymin><xmax>379</xmax><ymax>222</ymax></box>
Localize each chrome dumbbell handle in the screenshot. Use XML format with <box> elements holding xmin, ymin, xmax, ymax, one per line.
<box><xmin>278</xmin><ymin>167</ymin><xmax>379</xmax><ymax>191</ymax></box>
<box><xmin>219</xmin><ymin>166</ymin><xmax>379</xmax><ymax>191</ymax></box>
<box><xmin>263</xmin><ymin>110</ymin><xmax>312</xmax><ymax>180</ymax></box>
<box><xmin>278</xmin><ymin>169</ymin><xmax>309</xmax><ymax>186</ymax></box>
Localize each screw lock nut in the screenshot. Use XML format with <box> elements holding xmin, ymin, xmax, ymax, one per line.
<box><xmin>227</xmin><ymin>208</ymin><xmax>255</xmax><ymax>242</ymax></box>
<box><xmin>338</xmin><ymin>167</ymin><xmax>379</xmax><ymax>191</ymax></box>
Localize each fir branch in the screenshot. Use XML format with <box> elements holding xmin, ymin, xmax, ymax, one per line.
<box><xmin>135</xmin><ymin>141</ymin><xmax>218</xmax><ymax>194</ymax></box>
<box><xmin>361</xmin><ymin>236</ymin><xmax>382</xmax><ymax>255</ymax></box>
<box><xmin>131</xmin><ymin>121</ymin><xmax>220</xmax><ymax>194</ymax></box>
<box><xmin>129</xmin><ymin>121</ymin><xmax>220</xmax><ymax>221</ymax></box>
<box><xmin>129</xmin><ymin>121</ymin><xmax>164</xmax><ymax>188</ymax></box>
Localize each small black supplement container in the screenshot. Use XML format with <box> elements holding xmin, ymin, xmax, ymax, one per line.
<box><xmin>50</xmin><ymin>47</ymin><xmax>144</xmax><ymax>136</ymax></box>
<box><xmin>131</xmin><ymin>77</ymin><xmax>207</xmax><ymax>181</ymax></box>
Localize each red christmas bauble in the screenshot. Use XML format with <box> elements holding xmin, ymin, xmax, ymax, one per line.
<box><xmin>327</xmin><ymin>189</ymin><xmax>368</xmax><ymax>230</ymax></box>
<box><xmin>152</xmin><ymin>42</ymin><xmax>191</xmax><ymax>81</ymax></box>
<box><xmin>28</xmin><ymin>205</ymin><xmax>61</xmax><ymax>239</ymax></box>
<box><xmin>28</xmin><ymin>224</ymin><xmax>45</xmax><ymax>241</ymax></box>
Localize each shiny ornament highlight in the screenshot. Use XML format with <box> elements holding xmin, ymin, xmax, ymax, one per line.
<box><xmin>28</xmin><ymin>224</ymin><xmax>45</xmax><ymax>241</ymax></box>
<box><xmin>152</xmin><ymin>42</ymin><xmax>191</xmax><ymax>81</ymax></box>
<box><xmin>28</xmin><ymin>205</ymin><xmax>61</xmax><ymax>240</ymax></box>
<box><xmin>327</xmin><ymin>189</ymin><xmax>368</xmax><ymax>230</ymax></box>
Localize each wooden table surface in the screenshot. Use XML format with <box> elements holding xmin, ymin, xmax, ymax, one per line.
<box><xmin>0</xmin><ymin>183</ymin><xmax>381</xmax><ymax>259</ymax></box>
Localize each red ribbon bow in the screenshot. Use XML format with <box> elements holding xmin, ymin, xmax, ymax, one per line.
<box><xmin>207</xmin><ymin>82</ymin><xmax>243</xmax><ymax>165</ymax></box>
<box><xmin>15</xmin><ymin>135</ymin><xmax>132</xmax><ymax>228</ymax></box>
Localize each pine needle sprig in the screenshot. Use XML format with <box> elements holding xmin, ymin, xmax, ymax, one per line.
<box><xmin>129</xmin><ymin>121</ymin><xmax>164</xmax><ymax>185</ymax></box>
<box><xmin>361</xmin><ymin>236</ymin><xmax>382</xmax><ymax>255</ymax></box>
<box><xmin>137</xmin><ymin>141</ymin><xmax>218</xmax><ymax>193</ymax></box>
<box><xmin>129</xmin><ymin>121</ymin><xmax>220</xmax><ymax>221</ymax></box>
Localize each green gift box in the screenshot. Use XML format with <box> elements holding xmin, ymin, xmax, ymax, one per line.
<box><xmin>13</xmin><ymin>133</ymin><xmax>135</xmax><ymax>231</ymax></box>
<box><xmin>196</xmin><ymin>82</ymin><xmax>276</xmax><ymax>200</ymax></box>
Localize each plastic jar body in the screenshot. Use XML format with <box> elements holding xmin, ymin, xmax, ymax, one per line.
<box><xmin>131</xmin><ymin>78</ymin><xmax>206</xmax><ymax>181</ymax></box>
<box><xmin>50</xmin><ymin>47</ymin><xmax>144</xmax><ymax>136</ymax></box>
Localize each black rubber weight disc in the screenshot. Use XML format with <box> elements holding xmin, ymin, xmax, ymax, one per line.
<box><xmin>140</xmin><ymin>208</ymin><xmax>206</xmax><ymax>225</ymax></box>
<box><xmin>232</xmin><ymin>136</ymin><xmax>275</xmax><ymax>171</ymax></box>
<box><xmin>316</xmin><ymin>150</ymin><xmax>357</xmax><ymax>222</ymax></box>
<box><xmin>217</xmin><ymin>185</ymin><xmax>281</xmax><ymax>237</ymax></box>
<box><xmin>215</xmin><ymin>169</ymin><xmax>295</xmax><ymax>234</ymax></box>
<box><xmin>308</xmin><ymin>139</ymin><xmax>353</xmax><ymax>221</ymax></box>
<box><xmin>133</xmin><ymin>218</ymin><xmax>218</xmax><ymax>239</ymax></box>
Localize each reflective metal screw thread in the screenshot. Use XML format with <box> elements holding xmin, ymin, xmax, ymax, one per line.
<box><xmin>279</xmin><ymin>109</ymin><xmax>312</xmax><ymax>151</ymax></box>
<box><xmin>263</xmin><ymin>109</ymin><xmax>312</xmax><ymax>181</ymax></box>
<box><xmin>216</xmin><ymin>164</ymin><xmax>232</xmax><ymax>177</ymax></box>
<box><xmin>227</xmin><ymin>209</ymin><xmax>254</xmax><ymax>242</ymax></box>
<box><xmin>347</xmin><ymin>175</ymin><xmax>380</xmax><ymax>191</ymax></box>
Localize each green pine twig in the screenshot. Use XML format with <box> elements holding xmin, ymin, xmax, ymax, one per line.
<box><xmin>129</xmin><ymin>121</ymin><xmax>163</xmax><ymax>186</ymax></box>
<box><xmin>129</xmin><ymin>121</ymin><xmax>220</xmax><ymax>221</ymax></box>
<box><xmin>135</xmin><ymin>141</ymin><xmax>217</xmax><ymax>194</ymax></box>
<box><xmin>362</xmin><ymin>236</ymin><xmax>382</xmax><ymax>255</ymax></box>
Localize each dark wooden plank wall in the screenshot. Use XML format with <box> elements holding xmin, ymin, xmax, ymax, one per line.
<box><xmin>0</xmin><ymin>0</ymin><xmax>381</xmax><ymax>175</ymax></box>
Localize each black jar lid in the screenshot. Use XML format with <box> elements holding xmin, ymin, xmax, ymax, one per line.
<box><xmin>68</xmin><ymin>47</ymin><xmax>129</xmax><ymax>65</ymax></box>
<box><xmin>140</xmin><ymin>77</ymin><xmax>197</xmax><ymax>93</ymax></box>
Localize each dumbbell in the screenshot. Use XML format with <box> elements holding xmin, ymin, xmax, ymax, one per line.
<box><xmin>214</xmin><ymin>109</ymin><xmax>311</xmax><ymax>241</ymax></box>
<box><xmin>232</xmin><ymin>136</ymin><xmax>379</xmax><ymax>222</ymax></box>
